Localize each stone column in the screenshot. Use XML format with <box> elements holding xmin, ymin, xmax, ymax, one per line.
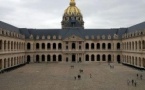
<box><xmin>45</xmin><ymin>55</ymin><xmax>47</xmax><ymax>62</ymax></box>
<box><xmin>9</xmin><ymin>59</ymin><xmax>11</xmax><ymax>67</ymax></box>
<box><xmin>2</xmin><ymin>59</ymin><xmax>4</xmax><ymax>69</ymax></box>
<box><xmin>40</xmin><ymin>55</ymin><xmax>42</xmax><ymax>62</ymax></box>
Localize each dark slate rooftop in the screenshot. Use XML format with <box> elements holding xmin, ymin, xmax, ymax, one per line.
<box><xmin>1</xmin><ymin>20</ymin><xmax>145</xmax><ymax>39</ymax></box>
<box><xmin>128</xmin><ymin>21</ymin><xmax>145</xmax><ymax>33</ymax></box>
<box><xmin>0</xmin><ymin>21</ymin><xmax>20</xmax><ymax>33</ymax></box>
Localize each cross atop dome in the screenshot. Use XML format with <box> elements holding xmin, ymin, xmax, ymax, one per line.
<box><xmin>70</xmin><ymin>0</ymin><xmax>76</xmax><ymax>6</ymax></box>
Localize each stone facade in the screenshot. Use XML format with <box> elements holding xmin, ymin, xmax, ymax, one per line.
<box><xmin>0</xmin><ymin>0</ymin><xmax>145</xmax><ymax>72</ymax></box>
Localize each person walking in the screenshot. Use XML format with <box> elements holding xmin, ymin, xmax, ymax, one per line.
<box><xmin>137</xmin><ymin>74</ymin><xmax>138</xmax><ymax>78</ymax></box>
<box><xmin>134</xmin><ymin>81</ymin><xmax>137</xmax><ymax>87</ymax></box>
<box><xmin>132</xmin><ymin>79</ymin><xmax>134</xmax><ymax>85</ymax></box>
<box><xmin>140</xmin><ymin>74</ymin><xmax>143</xmax><ymax>80</ymax></box>
<box><xmin>90</xmin><ymin>74</ymin><xmax>92</xmax><ymax>78</ymax></box>
<box><xmin>127</xmin><ymin>79</ymin><xmax>130</xmax><ymax>86</ymax></box>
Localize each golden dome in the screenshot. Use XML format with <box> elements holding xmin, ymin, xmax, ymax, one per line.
<box><xmin>64</xmin><ymin>0</ymin><xmax>82</xmax><ymax>16</ymax></box>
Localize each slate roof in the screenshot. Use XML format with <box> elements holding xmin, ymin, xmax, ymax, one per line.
<box><xmin>0</xmin><ymin>20</ymin><xmax>145</xmax><ymax>40</ymax></box>
<box><xmin>0</xmin><ymin>21</ymin><xmax>20</xmax><ymax>33</ymax></box>
<box><xmin>128</xmin><ymin>21</ymin><xmax>145</xmax><ymax>33</ymax></box>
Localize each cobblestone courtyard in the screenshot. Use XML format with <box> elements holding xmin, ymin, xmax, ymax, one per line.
<box><xmin>0</xmin><ymin>63</ymin><xmax>145</xmax><ymax>90</ymax></box>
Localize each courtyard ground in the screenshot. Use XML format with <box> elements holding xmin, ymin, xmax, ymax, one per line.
<box><xmin>0</xmin><ymin>63</ymin><xmax>145</xmax><ymax>90</ymax></box>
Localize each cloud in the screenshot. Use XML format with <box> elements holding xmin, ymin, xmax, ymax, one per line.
<box><xmin>0</xmin><ymin>0</ymin><xmax>145</xmax><ymax>29</ymax></box>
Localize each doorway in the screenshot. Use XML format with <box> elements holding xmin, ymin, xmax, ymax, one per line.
<box><xmin>72</xmin><ymin>55</ymin><xmax>76</xmax><ymax>62</ymax></box>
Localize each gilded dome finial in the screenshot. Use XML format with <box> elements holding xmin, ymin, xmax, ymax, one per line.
<box><xmin>70</xmin><ymin>0</ymin><xmax>76</xmax><ymax>6</ymax></box>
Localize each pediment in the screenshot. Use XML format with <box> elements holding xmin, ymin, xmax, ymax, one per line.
<box><xmin>63</xmin><ymin>35</ymin><xmax>84</xmax><ymax>41</ymax></box>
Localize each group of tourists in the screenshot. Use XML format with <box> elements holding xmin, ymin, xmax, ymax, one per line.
<box><xmin>127</xmin><ymin>73</ymin><xmax>143</xmax><ymax>87</ymax></box>
<box><xmin>127</xmin><ymin>79</ymin><xmax>137</xmax><ymax>87</ymax></box>
<box><xmin>71</xmin><ymin>65</ymin><xmax>92</xmax><ymax>80</ymax></box>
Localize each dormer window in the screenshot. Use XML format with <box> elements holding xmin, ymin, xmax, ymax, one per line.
<box><xmin>102</xmin><ymin>35</ymin><xmax>105</xmax><ymax>39</ymax></box>
<box><xmin>29</xmin><ymin>35</ymin><xmax>33</xmax><ymax>39</ymax></box>
<box><xmin>114</xmin><ymin>34</ymin><xmax>118</xmax><ymax>39</ymax></box>
<box><xmin>91</xmin><ymin>35</ymin><xmax>94</xmax><ymax>39</ymax></box>
<box><xmin>42</xmin><ymin>35</ymin><xmax>45</xmax><ymax>39</ymax></box>
<box><xmin>97</xmin><ymin>35</ymin><xmax>100</xmax><ymax>39</ymax></box>
<box><xmin>58</xmin><ymin>35</ymin><xmax>62</xmax><ymax>39</ymax></box>
<box><xmin>108</xmin><ymin>35</ymin><xmax>111</xmax><ymax>39</ymax></box>
<box><xmin>36</xmin><ymin>35</ymin><xmax>39</xmax><ymax>39</ymax></box>
<box><xmin>85</xmin><ymin>36</ymin><xmax>89</xmax><ymax>39</ymax></box>
<box><xmin>47</xmin><ymin>35</ymin><xmax>51</xmax><ymax>39</ymax></box>
<box><xmin>0</xmin><ymin>29</ymin><xmax>2</xmax><ymax>34</ymax></box>
<box><xmin>53</xmin><ymin>35</ymin><xmax>56</xmax><ymax>39</ymax></box>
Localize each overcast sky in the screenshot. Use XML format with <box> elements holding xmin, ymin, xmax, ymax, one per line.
<box><xmin>0</xmin><ymin>0</ymin><xmax>145</xmax><ymax>29</ymax></box>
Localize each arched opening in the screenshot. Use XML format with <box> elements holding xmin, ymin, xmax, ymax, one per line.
<box><xmin>108</xmin><ymin>55</ymin><xmax>111</xmax><ymax>62</ymax></box>
<box><xmin>8</xmin><ymin>58</ymin><xmax>10</xmax><ymax>67</ymax></box>
<box><xmin>0</xmin><ymin>59</ymin><xmax>2</xmax><ymax>69</ymax></box>
<box><xmin>42</xmin><ymin>43</ymin><xmax>45</xmax><ymax>49</ymax></box>
<box><xmin>8</xmin><ymin>41</ymin><xmax>10</xmax><ymax>50</ymax></box>
<box><xmin>102</xmin><ymin>43</ymin><xmax>106</xmax><ymax>50</ymax></box>
<box><xmin>72</xmin><ymin>54</ymin><xmax>76</xmax><ymax>62</ymax></box>
<box><xmin>36</xmin><ymin>43</ymin><xmax>39</xmax><ymax>49</ymax></box>
<box><xmin>139</xmin><ymin>41</ymin><xmax>141</xmax><ymax>50</ymax></box>
<box><xmin>86</xmin><ymin>55</ymin><xmax>89</xmax><ymax>61</ymax></box>
<box><xmin>27</xmin><ymin>43</ymin><xmax>31</xmax><ymax>50</ymax></box>
<box><xmin>36</xmin><ymin>55</ymin><xmax>39</xmax><ymax>62</ymax></box>
<box><xmin>47</xmin><ymin>43</ymin><xmax>51</xmax><ymax>49</ymax></box>
<box><xmin>0</xmin><ymin>40</ymin><xmax>2</xmax><ymax>50</ymax></box>
<box><xmin>66</xmin><ymin>57</ymin><xmax>69</xmax><ymax>62</ymax></box>
<box><xmin>117</xmin><ymin>55</ymin><xmax>121</xmax><ymax>63</ymax></box>
<box><xmin>58</xmin><ymin>55</ymin><xmax>62</xmax><ymax>62</ymax></box>
<box><xmin>102</xmin><ymin>55</ymin><xmax>106</xmax><ymax>61</ymax></box>
<box><xmin>117</xmin><ymin>43</ymin><xmax>121</xmax><ymax>50</ymax></box>
<box><xmin>135</xmin><ymin>57</ymin><xmax>138</xmax><ymax>66</ymax></box>
<box><xmin>4</xmin><ymin>59</ymin><xmax>6</xmax><ymax>68</ymax></box>
<box><xmin>135</xmin><ymin>41</ymin><xmax>137</xmax><ymax>50</ymax></box>
<box><xmin>47</xmin><ymin>55</ymin><xmax>51</xmax><ymax>62</ymax></box>
<box><xmin>97</xmin><ymin>43</ymin><xmax>100</xmax><ymax>49</ymax></box>
<box><xmin>4</xmin><ymin>41</ymin><xmax>6</xmax><ymax>50</ymax></box>
<box><xmin>132</xmin><ymin>57</ymin><xmax>134</xmax><ymax>65</ymax></box>
<box><xmin>143</xmin><ymin>58</ymin><xmax>145</xmax><ymax>68</ymax></box>
<box><xmin>79</xmin><ymin>57</ymin><xmax>81</xmax><ymax>62</ymax></box>
<box><xmin>53</xmin><ymin>55</ymin><xmax>56</xmax><ymax>61</ymax></box>
<box><xmin>27</xmin><ymin>55</ymin><xmax>31</xmax><ymax>63</ymax></box>
<box><xmin>91</xmin><ymin>43</ymin><xmax>94</xmax><ymax>49</ymax></box>
<box><xmin>142</xmin><ymin>40</ymin><xmax>145</xmax><ymax>49</ymax></box>
<box><xmin>85</xmin><ymin>43</ymin><xmax>89</xmax><ymax>50</ymax></box>
<box><xmin>72</xmin><ymin>43</ymin><xmax>76</xmax><ymax>49</ymax></box>
<box><xmin>42</xmin><ymin>55</ymin><xmax>45</xmax><ymax>62</ymax></box>
<box><xmin>14</xmin><ymin>57</ymin><xmax>16</xmax><ymax>66</ymax></box>
<box><xmin>53</xmin><ymin>43</ymin><xmax>56</xmax><ymax>50</ymax></box>
<box><xmin>58</xmin><ymin>43</ymin><xmax>62</xmax><ymax>50</ymax></box>
<box><xmin>97</xmin><ymin>55</ymin><xmax>100</xmax><ymax>61</ymax></box>
<box><xmin>108</xmin><ymin>43</ymin><xmax>111</xmax><ymax>50</ymax></box>
<box><xmin>91</xmin><ymin>55</ymin><xmax>95</xmax><ymax>61</ymax></box>
<box><xmin>11</xmin><ymin>58</ymin><xmax>13</xmax><ymax>66</ymax></box>
<box><xmin>132</xmin><ymin>42</ymin><xmax>134</xmax><ymax>50</ymax></box>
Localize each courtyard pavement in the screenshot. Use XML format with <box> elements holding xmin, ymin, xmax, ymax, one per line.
<box><xmin>0</xmin><ymin>63</ymin><xmax>145</xmax><ymax>90</ymax></box>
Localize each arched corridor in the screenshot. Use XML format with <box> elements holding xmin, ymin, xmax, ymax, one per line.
<box><xmin>72</xmin><ymin>55</ymin><xmax>76</xmax><ymax>62</ymax></box>
<box><xmin>27</xmin><ymin>55</ymin><xmax>31</xmax><ymax>63</ymax></box>
<box><xmin>108</xmin><ymin>55</ymin><xmax>111</xmax><ymax>62</ymax></box>
<box><xmin>143</xmin><ymin>58</ymin><xmax>145</xmax><ymax>68</ymax></box>
<box><xmin>85</xmin><ymin>55</ymin><xmax>89</xmax><ymax>61</ymax></box>
<box><xmin>53</xmin><ymin>55</ymin><xmax>56</xmax><ymax>61</ymax></box>
<box><xmin>27</xmin><ymin>43</ymin><xmax>31</xmax><ymax>50</ymax></box>
<box><xmin>36</xmin><ymin>55</ymin><xmax>39</xmax><ymax>62</ymax></box>
<box><xmin>47</xmin><ymin>55</ymin><xmax>51</xmax><ymax>62</ymax></box>
<box><xmin>42</xmin><ymin>55</ymin><xmax>45</xmax><ymax>62</ymax></box>
<box><xmin>117</xmin><ymin>55</ymin><xmax>121</xmax><ymax>63</ymax></box>
<box><xmin>72</xmin><ymin>43</ymin><xmax>76</xmax><ymax>49</ymax></box>
<box><xmin>58</xmin><ymin>55</ymin><xmax>62</xmax><ymax>62</ymax></box>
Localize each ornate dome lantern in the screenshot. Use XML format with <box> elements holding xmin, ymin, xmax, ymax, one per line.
<box><xmin>61</xmin><ymin>0</ymin><xmax>84</xmax><ymax>29</ymax></box>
